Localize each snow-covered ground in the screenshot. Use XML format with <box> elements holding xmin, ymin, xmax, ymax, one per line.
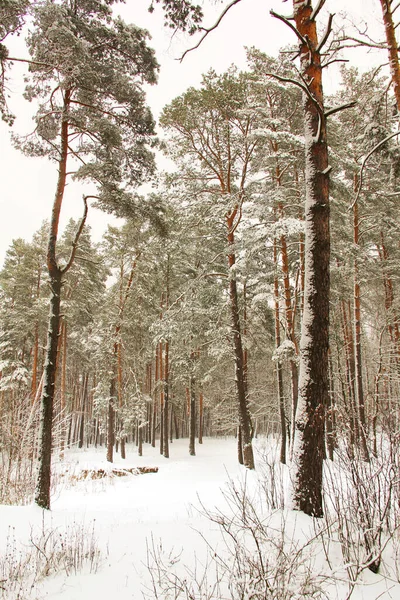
<box><xmin>1</xmin><ymin>438</ymin><xmax>400</xmax><ymax>599</ymax></box>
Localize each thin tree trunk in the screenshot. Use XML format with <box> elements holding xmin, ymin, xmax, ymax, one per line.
<box><xmin>159</xmin><ymin>342</ymin><xmax>164</xmax><ymax>455</ymax></box>
<box><xmin>163</xmin><ymin>340</ymin><xmax>169</xmax><ymax>458</ymax></box>
<box><xmin>31</xmin><ymin>266</ymin><xmax>42</xmax><ymax>403</ymax></box>
<box><xmin>227</xmin><ymin>213</ymin><xmax>254</xmax><ymax>470</ymax></box>
<box><xmin>274</xmin><ymin>238</ymin><xmax>287</xmax><ymax>464</ymax></box>
<box><xmin>78</xmin><ymin>372</ymin><xmax>88</xmax><ymax>449</ymax></box>
<box><xmin>107</xmin><ymin>370</ymin><xmax>116</xmax><ymax>463</ymax></box>
<box><xmin>341</xmin><ymin>299</ymin><xmax>358</xmax><ymax>447</ymax></box>
<box><xmin>189</xmin><ymin>374</ymin><xmax>196</xmax><ymax>456</ymax></box>
<box><xmin>237</xmin><ymin>425</ymin><xmax>244</xmax><ymax>464</ymax></box>
<box><xmin>353</xmin><ymin>188</ymin><xmax>369</xmax><ymax>461</ymax></box>
<box><xmin>326</xmin><ymin>353</ymin><xmax>336</xmax><ymax>461</ymax></box>
<box><xmin>138</xmin><ymin>424</ymin><xmax>143</xmax><ymax>456</ymax></box>
<box><xmin>372</xmin><ymin>328</ymin><xmax>385</xmax><ymax>457</ymax></box>
<box><xmin>198</xmin><ymin>391</ymin><xmax>203</xmax><ymax>444</ymax></box>
<box><xmin>279</xmin><ymin>208</ymin><xmax>299</xmax><ymax>454</ymax></box>
<box><xmin>59</xmin><ymin>320</ymin><xmax>67</xmax><ymax>457</ymax></box>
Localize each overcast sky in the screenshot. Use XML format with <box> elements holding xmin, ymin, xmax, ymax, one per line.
<box><xmin>0</xmin><ymin>0</ymin><xmax>383</xmax><ymax>267</ymax></box>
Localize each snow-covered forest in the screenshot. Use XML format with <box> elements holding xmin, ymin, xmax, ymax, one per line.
<box><xmin>1</xmin><ymin>0</ymin><xmax>400</xmax><ymax>598</ymax></box>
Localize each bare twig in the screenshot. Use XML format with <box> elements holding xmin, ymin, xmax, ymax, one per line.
<box><xmin>179</xmin><ymin>0</ymin><xmax>243</xmax><ymax>61</ymax></box>
<box><xmin>350</xmin><ymin>130</ymin><xmax>400</xmax><ymax>210</ymax></box>
<box><xmin>270</xmin><ymin>9</ymin><xmax>308</xmax><ymax>46</ymax></box>
<box><xmin>317</xmin><ymin>13</ymin><xmax>335</xmax><ymax>53</ymax></box>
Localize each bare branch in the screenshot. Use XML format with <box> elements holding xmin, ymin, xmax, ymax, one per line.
<box><xmin>270</xmin><ymin>10</ymin><xmax>308</xmax><ymax>46</ymax></box>
<box><xmin>7</xmin><ymin>56</ymin><xmax>53</xmax><ymax>69</ymax></box>
<box><xmin>324</xmin><ymin>101</ymin><xmax>356</xmax><ymax>118</ymax></box>
<box><xmin>61</xmin><ymin>195</ymin><xmax>89</xmax><ymax>274</ymax></box>
<box><xmin>310</xmin><ymin>0</ymin><xmax>326</xmax><ymax>22</ymax></box>
<box><xmin>335</xmin><ymin>35</ymin><xmax>386</xmax><ymax>50</ymax></box>
<box><xmin>350</xmin><ymin>130</ymin><xmax>400</xmax><ymax>210</ymax></box>
<box><xmin>179</xmin><ymin>0</ymin><xmax>242</xmax><ymax>61</ymax></box>
<box><xmin>316</xmin><ymin>13</ymin><xmax>334</xmax><ymax>53</ymax></box>
<box><xmin>321</xmin><ymin>58</ymin><xmax>349</xmax><ymax>68</ymax></box>
<box><xmin>264</xmin><ymin>71</ymin><xmax>322</xmax><ymax>114</ymax></box>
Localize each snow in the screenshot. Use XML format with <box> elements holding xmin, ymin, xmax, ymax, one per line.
<box><xmin>1</xmin><ymin>438</ymin><xmax>400</xmax><ymax>599</ymax></box>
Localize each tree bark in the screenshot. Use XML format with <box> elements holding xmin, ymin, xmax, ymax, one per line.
<box><xmin>35</xmin><ymin>269</ymin><xmax>62</xmax><ymax>509</ymax></box>
<box><xmin>163</xmin><ymin>341</ymin><xmax>169</xmax><ymax>458</ymax></box>
<box><xmin>35</xmin><ymin>89</ymin><xmax>70</xmax><ymax>510</ymax></box>
<box><xmin>59</xmin><ymin>320</ymin><xmax>67</xmax><ymax>457</ymax></box>
<box><xmin>198</xmin><ymin>391</ymin><xmax>203</xmax><ymax>444</ymax></box>
<box><xmin>189</xmin><ymin>373</ymin><xmax>196</xmax><ymax>456</ymax></box>
<box><xmin>291</xmin><ymin>1</ymin><xmax>330</xmax><ymax>518</ymax></box>
<box><xmin>78</xmin><ymin>372</ymin><xmax>88</xmax><ymax>450</ymax></box>
<box><xmin>379</xmin><ymin>0</ymin><xmax>400</xmax><ymax>111</ymax></box>
<box><xmin>107</xmin><ymin>370</ymin><xmax>116</xmax><ymax>463</ymax></box>
<box><xmin>274</xmin><ymin>238</ymin><xmax>287</xmax><ymax>464</ymax></box>
<box><xmin>227</xmin><ymin>214</ymin><xmax>254</xmax><ymax>469</ymax></box>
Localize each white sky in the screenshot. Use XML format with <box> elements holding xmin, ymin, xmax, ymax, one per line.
<box><xmin>0</xmin><ymin>0</ymin><xmax>383</xmax><ymax>267</ymax></box>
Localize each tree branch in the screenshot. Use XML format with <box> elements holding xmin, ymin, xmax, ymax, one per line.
<box><xmin>310</xmin><ymin>0</ymin><xmax>326</xmax><ymax>22</ymax></box>
<box><xmin>324</xmin><ymin>101</ymin><xmax>356</xmax><ymax>118</ymax></box>
<box><xmin>264</xmin><ymin>71</ymin><xmax>322</xmax><ymax>114</ymax></box>
<box><xmin>321</xmin><ymin>58</ymin><xmax>349</xmax><ymax>68</ymax></box>
<box><xmin>179</xmin><ymin>0</ymin><xmax>243</xmax><ymax>61</ymax></box>
<box><xmin>316</xmin><ymin>13</ymin><xmax>334</xmax><ymax>53</ymax></box>
<box><xmin>7</xmin><ymin>56</ymin><xmax>53</xmax><ymax>69</ymax></box>
<box><xmin>61</xmin><ymin>195</ymin><xmax>89</xmax><ymax>274</ymax></box>
<box><xmin>270</xmin><ymin>10</ymin><xmax>307</xmax><ymax>46</ymax></box>
<box><xmin>350</xmin><ymin>130</ymin><xmax>400</xmax><ymax>210</ymax></box>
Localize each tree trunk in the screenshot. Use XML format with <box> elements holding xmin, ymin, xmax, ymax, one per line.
<box><xmin>78</xmin><ymin>372</ymin><xmax>88</xmax><ymax>449</ymax></box>
<box><xmin>35</xmin><ymin>269</ymin><xmax>62</xmax><ymax>509</ymax></box>
<box><xmin>341</xmin><ymin>299</ymin><xmax>358</xmax><ymax>447</ymax></box>
<box><xmin>326</xmin><ymin>353</ymin><xmax>336</xmax><ymax>461</ymax></box>
<box><xmin>107</xmin><ymin>370</ymin><xmax>116</xmax><ymax>463</ymax></box>
<box><xmin>35</xmin><ymin>90</ymin><xmax>71</xmax><ymax>510</ymax></box>
<box><xmin>379</xmin><ymin>0</ymin><xmax>400</xmax><ymax>111</ymax></box>
<box><xmin>353</xmin><ymin>194</ymin><xmax>369</xmax><ymax>460</ymax></box>
<box><xmin>198</xmin><ymin>391</ymin><xmax>203</xmax><ymax>444</ymax></box>
<box><xmin>280</xmin><ymin>218</ymin><xmax>299</xmax><ymax>455</ymax></box>
<box><xmin>291</xmin><ymin>2</ymin><xmax>330</xmax><ymax>518</ymax></box>
<box><xmin>274</xmin><ymin>238</ymin><xmax>287</xmax><ymax>465</ymax></box>
<box><xmin>227</xmin><ymin>214</ymin><xmax>254</xmax><ymax>469</ymax></box>
<box><xmin>59</xmin><ymin>320</ymin><xmax>67</xmax><ymax>457</ymax></box>
<box><xmin>163</xmin><ymin>341</ymin><xmax>169</xmax><ymax>458</ymax></box>
<box><xmin>152</xmin><ymin>357</ymin><xmax>157</xmax><ymax>448</ymax></box>
<box><xmin>138</xmin><ymin>423</ymin><xmax>143</xmax><ymax>457</ymax></box>
<box><xmin>189</xmin><ymin>374</ymin><xmax>196</xmax><ymax>456</ymax></box>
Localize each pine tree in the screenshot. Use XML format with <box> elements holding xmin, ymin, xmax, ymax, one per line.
<box><xmin>17</xmin><ymin>0</ymin><xmax>158</xmax><ymax>509</ymax></box>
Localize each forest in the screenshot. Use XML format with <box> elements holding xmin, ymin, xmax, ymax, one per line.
<box><xmin>1</xmin><ymin>0</ymin><xmax>400</xmax><ymax>598</ymax></box>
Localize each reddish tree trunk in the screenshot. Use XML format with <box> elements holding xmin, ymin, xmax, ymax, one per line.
<box><xmin>291</xmin><ymin>2</ymin><xmax>330</xmax><ymax>518</ymax></box>
<box><xmin>35</xmin><ymin>90</ymin><xmax>71</xmax><ymax>510</ymax></box>
<box><xmin>379</xmin><ymin>0</ymin><xmax>400</xmax><ymax>111</ymax></box>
